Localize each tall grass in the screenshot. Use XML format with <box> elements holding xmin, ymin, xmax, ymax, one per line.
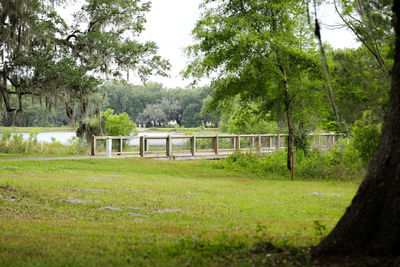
<box><xmin>215</xmin><ymin>139</ymin><xmax>366</xmax><ymax>181</ymax></box>
<box><xmin>0</xmin><ymin>129</ymin><xmax>88</xmax><ymax>156</ymax></box>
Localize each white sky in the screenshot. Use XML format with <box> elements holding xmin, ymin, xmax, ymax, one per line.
<box><xmin>132</xmin><ymin>0</ymin><xmax>359</xmax><ymax>88</ymax></box>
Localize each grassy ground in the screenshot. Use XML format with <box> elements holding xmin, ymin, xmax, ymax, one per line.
<box><xmin>0</xmin><ymin>153</ymin><xmax>86</xmax><ymax>159</ymax></box>
<box><xmin>0</xmin><ymin>158</ymin><xmax>359</xmax><ymax>266</ymax></box>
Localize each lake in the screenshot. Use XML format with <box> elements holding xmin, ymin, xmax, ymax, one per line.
<box><xmin>4</xmin><ymin>132</ymin><xmax>187</xmax><ymax>146</ymax></box>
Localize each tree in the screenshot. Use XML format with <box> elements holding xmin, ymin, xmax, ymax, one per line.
<box><xmin>181</xmin><ymin>103</ymin><xmax>202</xmax><ymax>127</ymax></box>
<box><xmin>333</xmin><ymin>0</ymin><xmax>393</xmax><ymax>75</ymax></box>
<box><xmin>185</xmin><ymin>0</ymin><xmax>319</xmax><ymax>170</ymax></box>
<box><xmin>314</xmin><ymin>0</ymin><xmax>400</xmax><ymax>256</ymax></box>
<box><xmin>137</xmin><ymin>103</ymin><xmax>166</xmax><ymax>127</ymax></box>
<box><xmin>102</xmin><ymin>82</ymin><xmax>165</xmax><ymax>121</ymax></box>
<box><xmin>158</xmin><ymin>97</ymin><xmax>181</xmax><ymax>125</ymax></box>
<box><xmin>100</xmin><ymin>109</ymin><xmax>137</xmax><ymax>137</ymax></box>
<box><xmin>331</xmin><ymin>47</ymin><xmax>391</xmax><ymax>125</ymax></box>
<box><xmin>0</xmin><ymin>0</ymin><xmax>169</xmax><ymax>124</ymax></box>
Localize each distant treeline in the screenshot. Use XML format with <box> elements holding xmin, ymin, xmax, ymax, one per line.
<box><xmin>0</xmin><ymin>82</ymin><xmax>220</xmax><ymax>128</ymax></box>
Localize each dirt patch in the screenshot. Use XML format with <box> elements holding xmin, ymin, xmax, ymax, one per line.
<box><xmin>99</xmin><ymin>206</ymin><xmax>121</xmax><ymax>211</ymax></box>
<box><xmin>154</xmin><ymin>209</ymin><xmax>181</xmax><ymax>214</ymax></box>
<box><xmin>310</xmin><ymin>192</ymin><xmax>342</xmax><ymax>197</ymax></box>
<box><xmin>0</xmin><ymin>185</ymin><xmax>26</xmax><ymax>194</ymax></box>
<box><xmin>78</xmin><ymin>189</ymin><xmax>107</xmax><ymax>192</ymax></box>
<box><xmin>127</xmin><ymin>207</ymin><xmax>141</xmax><ymax>211</ymax></box>
<box><xmin>126</xmin><ymin>212</ymin><xmax>147</xmax><ymax>218</ymax></box>
<box><xmin>63</xmin><ymin>197</ymin><xmax>99</xmax><ymax>204</ymax></box>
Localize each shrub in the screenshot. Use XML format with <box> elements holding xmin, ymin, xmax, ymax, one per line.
<box><xmin>1</xmin><ymin>129</ymin><xmax>11</xmax><ymax>142</ymax></box>
<box><xmin>351</xmin><ymin>115</ymin><xmax>381</xmax><ymax>165</ymax></box>
<box><xmin>100</xmin><ymin>109</ymin><xmax>138</xmax><ymax>136</ymax></box>
<box><xmin>77</xmin><ymin>109</ymin><xmax>138</xmax><ymax>143</ymax></box>
<box><xmin>215</xmin><ymin>139</ymin><xmax>366</xmax><ymax>181</ymax></box>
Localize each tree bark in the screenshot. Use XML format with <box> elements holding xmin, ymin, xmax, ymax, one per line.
<box><xmin>315</xmin><ymin>0</ymin><xmax>400</xmax><ymax>256</ymax></box>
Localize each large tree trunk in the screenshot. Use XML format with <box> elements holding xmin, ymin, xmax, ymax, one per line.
<box><xmin>315</xmin><ymin>1</ymin><xmax>400</xmax><ymax>256</ymax></box>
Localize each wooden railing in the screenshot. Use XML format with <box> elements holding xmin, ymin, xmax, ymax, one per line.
<box><xmin>91</xmin><ymin>133</ymin><xmax>342</xmax><ymax>159</ymax></box>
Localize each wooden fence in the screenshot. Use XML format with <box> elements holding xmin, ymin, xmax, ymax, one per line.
<box><xmin>91</xmin><ymin>133</ymin><xmax>341</xmax><ymax>159</ymax></box>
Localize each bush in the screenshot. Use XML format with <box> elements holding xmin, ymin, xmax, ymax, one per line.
<box><xmin>77</xmin><ymin>109</ymin><xmax>138</xmax><ymax>143</ymax></box>
<box><xmin>214</xmin><ymin>139</ymin><xmax>366</xmax><ymax>181</ymax></box>
<box><xmin>221</xmin><ymin>104</ymin><xmax>277</xmax><ymax>134</ymax></box>
<box><xmin>100</xmin><ymin>109</ymin><xmax>138</xmax><ymax>136</ymax></box>
<box><xmin>351</xmin><ymin>115</ymin><xmax>381</xmax><ymax>165</ymax></box>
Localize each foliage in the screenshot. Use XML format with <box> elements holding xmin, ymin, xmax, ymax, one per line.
<box><xmin>221</xmin><ymin>102</ymin><xmax>278</xmax><ymax>134</ymax></box>
<box><xmin>0</xmin><ymin>0</ymin><xmax>169</xmax><ymax>124</ymax></box>
<box><xmin>351</xmin><ymin>112</ymin><xmax>382</xmax><ymax>165</ymax></box>
<box><xmin>181</xmin><ymin>103</ymin><xmax>202</xmax><ymax>127</ymax></box>
<box><xmin>331</xmin><ymin>47</ymin><xmax>391</xmax><ymax>125</ymax></box>
<box><xmin>132</xmin><ymin>85</ymin><xmax>218</xmax><ymax>128</ymax></box>
<box><xmin>100</xmin><ymin>109</ymin><xmax>137</xmax><ymax>137</ymax></box>
<box><xmin>0</xmin><ymin>131</ymin><xmax>87</xmax><ymax>156</ymax></box>
<box><xmin>137</xmin><ymin>103</ymin><xmax>167</xmax><ymax>127</ymax></box>
<box><xmin>216</xmin><ymin>139</ymin><xmax>366</xmax><ymax>181</ymax></box>
<box><xmin>185</xmin><ymin>0</ymin><xmax>323</xmax><ymax>170</ymax></box>
<box><xmin>333</xmin><ymin>0</ymin><xmax>394</xmax><ymax>74</ymax></box>
<box><xmin>76</xmin><ymin>109</ymin><xmax>137</xmax><ymax>143</ymax></box>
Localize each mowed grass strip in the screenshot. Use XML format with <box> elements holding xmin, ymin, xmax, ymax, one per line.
<box><xmin>0</xmin><ymin>159</ymin><xmax>358</xmax><ymax>266</ymax></box>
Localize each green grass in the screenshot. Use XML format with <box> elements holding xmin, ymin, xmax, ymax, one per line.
<box><xmin>0</xmin><ymin>158</ymin><xmax>359</xmax><ymax>266</ymax></box>
<box><xmin>0</xmin><ymin>152</ymin><xmax>87</xmax><ymax>159</ymax></box>
<box><xmin>0</xmin><ymin>126</ymin><xmax>75</xmax><ymax>133</ymax></box>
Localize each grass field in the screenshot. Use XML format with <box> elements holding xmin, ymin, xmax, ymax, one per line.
<box><xmin>0</xmin><ymin>158</ymin><xmax>359</xmax><ymax>266</ymax></box>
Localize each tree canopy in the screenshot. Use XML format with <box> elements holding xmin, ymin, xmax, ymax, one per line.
<box><xmin>185</xmin><ymin>0</ymin><xmax>322</xmax><ymax>169</ymax></box>
<box><xmin>0</xmin><ymin>0</ymin><xmax>169</xmax><ymax>124</ymax></box>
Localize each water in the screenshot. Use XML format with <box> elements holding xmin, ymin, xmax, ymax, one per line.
<box><xmin>4</xmin><ymin>132</ymin><xmax>77</xmax><ymax>145</ymax></box>
<box><xmin>134</xmin><ymin>132</ymin><xmax>187</xmax><ymax>146</ymax></box>
<box><xmin>3</xmin><ymin>131</ymin><xmax>186</xmax><ymax>146</ymax></box>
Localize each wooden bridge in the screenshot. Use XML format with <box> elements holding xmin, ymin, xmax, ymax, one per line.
<box><xmin>91</xmin><ymin>133</ymin><xmax>341</xmax><ymax>160</ymax></box>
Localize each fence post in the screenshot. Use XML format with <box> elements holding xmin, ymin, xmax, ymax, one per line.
<box><xmin>235</xmin><ymin>135</ymin><xmax>241</xmax><ymax>151</ymax></box>
<box><xmin>91</xmin><ymin>136</ymin><xmax>96</xmax><ymax>156</ymax></box>
<box><xmin>117</xmin><ymin>137</ymin><xmax>122</xmax><ymax>155</ymax></box>
<box><xmin>231</xmin><ymin>137</ymin><xmax>236</xmax><ymax>150</ymax></box>
<box><xmin>276</xmin><ymin>135</ymin><xmax>281</xmax><ymax>150</ymax></box>
<box><xmin>331</xmin><ymin>135</ymin><xmax>336</xmax><ymax>150</ymax></box>
<box><xmin>166</xmin><ymin>135</ymin><xmax>172</xmax><ymax>157</ymax></box>
<box><xmin>257</xmin><ymin>135</ymin><xmax>261</xmax><ymax>154</ymax></box>
<box><xmin>106</xmin><ymin>137</ymin><xmax>112</xmax><ymax>158</ymax></box>
<box><xmin>191</xmin><ymin>136</ymin><xmax>196</xmax><ymax>156</ymax></box>
<box><xmin>214</xmin><ymin>135</ymin><xmax>219</xmax><ymax>155</ymax></box>
<box><xmin>140</xmin><ymin>136</ymin><xmax>145</xmax><ymax>157</ymax></box>
<box><xmin>250</xmin><ymin>136</ymin><xmax>255</xmax><ymax>152</ymax></box>
<box><xmin>144</xmin><ymin>139</ymin><xmax>148</xmax><ymax>152</ymax></box>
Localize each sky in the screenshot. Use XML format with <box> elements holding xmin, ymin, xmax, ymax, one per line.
<box><xmin>131</xmin><ymin>0</ymin><xmax>359</xmax><ymax>88</ymax></box>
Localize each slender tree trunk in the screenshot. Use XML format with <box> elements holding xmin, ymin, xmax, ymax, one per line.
<box><xmin>280</xmin><ymin>65</ymin><xmax>294</xmax><ymax>171</ymax></box>
<box><xmin>315</xmin><ymin>1</ymin><xmax>400</xmax><ymax>256</ymax></box>
<box><xmin>313</xmin><ymin>11</ymin><xmax>348</xmax><ymax>132</ymax></box>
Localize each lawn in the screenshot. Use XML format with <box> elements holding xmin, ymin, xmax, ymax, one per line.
<box><xmin>0</xmin><ymin>158</ymin><xmax>359</xmax><ymax>266</ymax></box>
